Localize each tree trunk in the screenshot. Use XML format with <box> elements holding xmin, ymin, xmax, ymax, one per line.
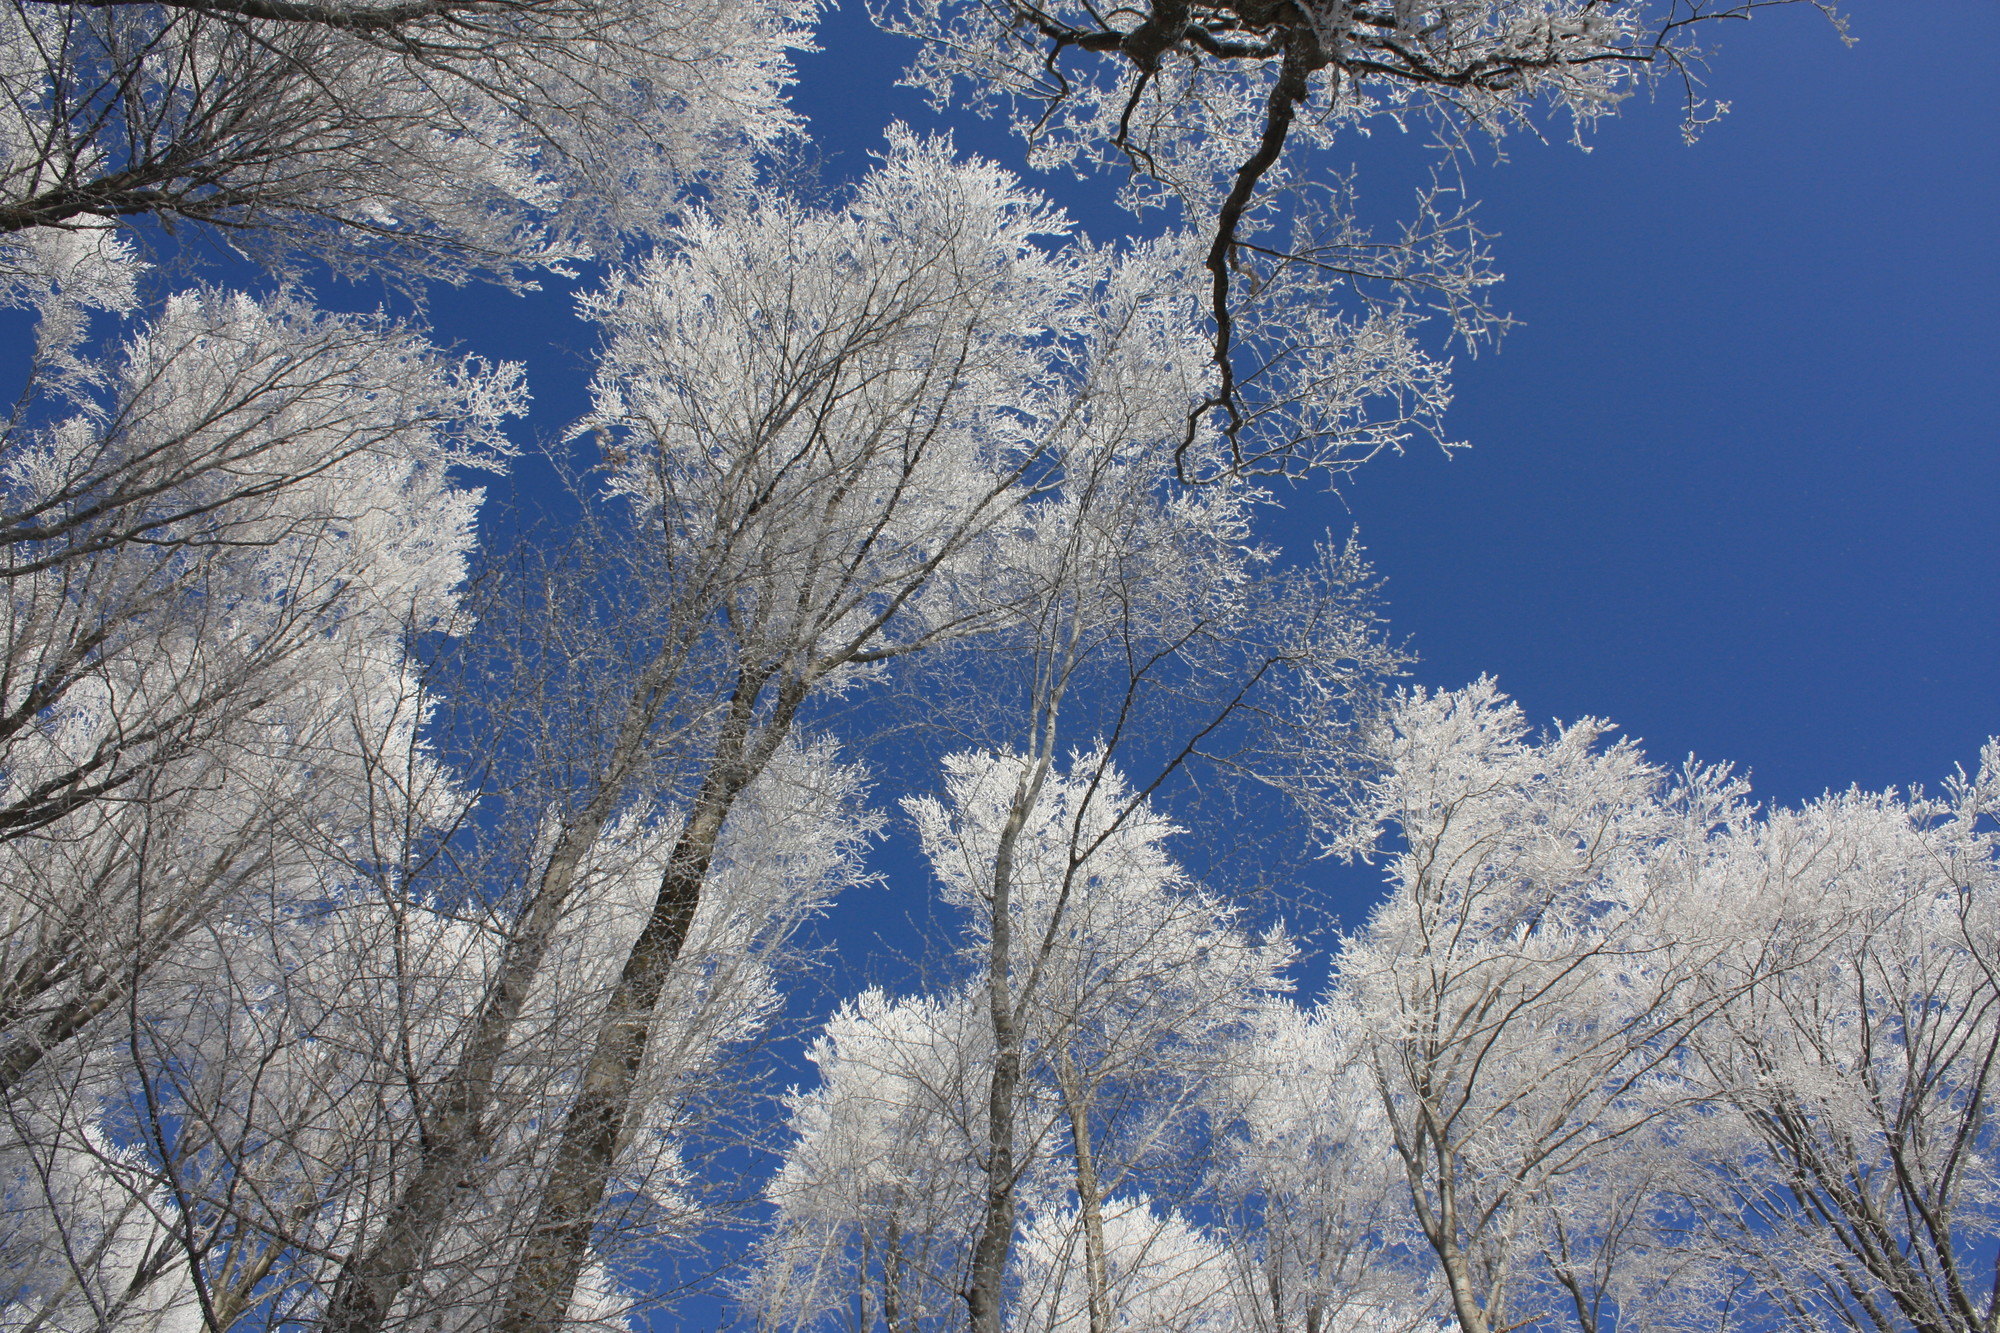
<box><xmin>964</xmin><ymin>758</ymin><xmax>1048</xmax><ymax>1333</ymax></box>
<box><xmin>1429</xmin><ymin>1172</ymin><xmax>1492</xmax><ymax>1333</ymax></box>
<box><xmin>495</xmin><ymin>665</ymin><xmax>809</xmax><ymax>1333</ymax></box>
<box><xmin>1056</xmin><ymin>1048</ymin><xmax>1111</xmax><ymax>1333</ymax></box>
<box><xmin>883</xmin><ymin>1219</ymin><xmax>906</xmax><ymax>1333</ymax></box>
<box><xmin>490</xmin><ymin>802</ymin><xmax>729</xmax><ymax>1333</ymax></box>
<box><xmin>320</xmin><ymin>647</ymin><xmax>684</xmax><ymax>1333</ymax></box>
<box><xmin>965</xmin><ymin>1040</ymin><xmax>1021</xmax><ymax>1333</ymax></box>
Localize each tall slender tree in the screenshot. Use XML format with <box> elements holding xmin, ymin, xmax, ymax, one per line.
<box><xmin>321</xmin><ymin>133</ymin><xmax>1094</xmax><ymax>1333</ymax></box>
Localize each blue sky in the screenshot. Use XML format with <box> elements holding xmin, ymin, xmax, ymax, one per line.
<box><xmin>1319</xmin><ymin>4</ymin><xmax>2000</xmax><ymax>810</ymax></box>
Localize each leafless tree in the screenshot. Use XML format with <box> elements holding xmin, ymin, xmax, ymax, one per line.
<box><xmin>1673</xmin><ymin>757</ymin><xmax>2000</xmax><ymax>1333</ymax></box>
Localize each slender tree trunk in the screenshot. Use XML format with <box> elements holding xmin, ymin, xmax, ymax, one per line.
<box><xmin>1428</xmin><ymin>1171</ymin><xmax>1492</xmax><ymax>1333</ymax></box>
<box><xmin>965</xmin><ymin>758</ymin><xmax>1049</xmax><ymax>1333</ymax></box>
<box><xmin>861</xmin><ymin>1232</ymin><xmax>877</xmax><ymax>1333</ymax></box>
<box><xmin>1056</xmin><ymin>1048</ymin><xmax>1111</xmax><ymax>1333</ymax></box>
<box><xmin>883</xmin><ymin>1219</ymin><xmax>906</xmax><ymax>1333</ymax></box>
<box><xmin>321</xmin><ymin>648</ymin><xmax>684</xmax><ymax>1333</ymax></box>
<box><xmin>491</xmin><ymin>802</ymin><xmax>729</xmax><ymax>1332</ymax></box>
<box><xmin>1393</xmin><ymin>1088</ymin><xmax>1492</xmax><ymax>1333</ymax></box>
<box><xmin>966</xmin><ymin>1041</ymin><xmax>1022</xmax><ymax>1333</ymax></box>
<box><xmin>496</xmin><ymin>665</ymin><xmax>811</xmax><ymax>1333</ymax></box>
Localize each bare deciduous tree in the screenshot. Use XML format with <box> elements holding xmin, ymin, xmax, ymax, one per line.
<box><xmin>1328</xmin><ymin>681</ymin><xmax>1758</xmax><ymax>1333</ymax></box>
<box><xmin>1674</xmin><ymin>755</ymin><xmax>2000</xmax><ymax>1333</ymax></box>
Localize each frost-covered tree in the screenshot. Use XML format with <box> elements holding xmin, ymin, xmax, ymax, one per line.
<box><xmin>315</xmin><ymin>134</ymin><xmax>1169</xmax><ymax>1333</ymax></box>
<box><xmin>0</xmin><ymin>287</ymin><xmax>515</xmax><ymax>1094</ymax></box>
<box><xmin>749</xmin><ymin>750</ymin><xmax>1293</xmax><ymax>1333</ymax></box>
<box><xmin>1298</xmin><ymin>682</ymin><xmax>2000</xmax><ymax>1333</ymax></box>
<box><xmin>909</xmin><ymin>474</ymin><xmax>1392</xmax><ymax>1333</ymax></box>
<box><xmin>750</xmin><ymin>985</ymin><xmax>996</xmax><ymax>1332</ymax></box>
<box><xmin>1012</xmin><ymin>1194</ymin><xmax>1252</xmax><ymax>1333</ymax></box>
<box><xmin>0</xmin><ymin>285</ymin><xmax>517</xmax><ymax>1331</ymax></box>
<box><xmin>0</xmin><ymin>734</ymin><xmax>878</xmax><ymax>1332</ymax></box>
<box><xmin>1328</xmin><ymin>681</ymin><xmax>1759</xmax><ymax>1333</ymax></box>
<box><xmin>1207</xmin><ymin>997</ymin><xmax>1445</xmax><ymax>1333</ymax></box>
<box><xmin>913</xmin><ymin>751</ymin><xmax>1295</xmax><ymax>1333</ymax></box>
<box><xmin>0</xmin><ymin>0</ymin><xmax>811</xmax><ymax>284</ymax></box>
<box><xmin>1669</xmin><ymin>751</ymin><xmax>2000</xmax><ymax>1333</ymax></box>
<box><xmin>483</xmin><ymin>133</ymin><xmax>1106</xmax><ymax>1333</ymax></box>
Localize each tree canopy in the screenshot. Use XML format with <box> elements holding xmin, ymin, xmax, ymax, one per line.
<box><xmin>1</xmin><ymin>1</ymin><xmax>1991</xmax><ymax>1331</ymax></box>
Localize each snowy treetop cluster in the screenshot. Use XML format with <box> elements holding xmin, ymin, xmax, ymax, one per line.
<box><xmin>4</xmin><ymin>1</ymin><xmax>1987</xmax><ymax>1332</ymax></box>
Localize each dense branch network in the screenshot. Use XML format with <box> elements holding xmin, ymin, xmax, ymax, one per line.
<box><xmin>0</xmin><ymin>0</ymin><xmax>810</xmax><ymax>282</ymax></box>
<box><xmin>876</xmin><ymin>0</ymin><xmax>1838</xmax><ymax>477</ymax></box>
